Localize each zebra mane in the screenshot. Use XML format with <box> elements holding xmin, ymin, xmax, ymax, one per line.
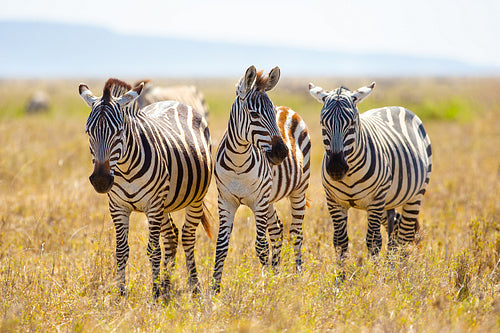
<box><xmin>254</xmin><ymin>70</ymin><xmax>268</xmax><ymax>92</ymax></box>
<box><xmin>102</xmin><ymin>78</ymin><xmax>142</xmax><ymax>114</ymax></box>
<box><xmin>337</xmin><ymin>86</ymin><xmax>350</xmax><ymax>96</ymax></box>
<box><xmin>133</xmin><ymin>79</ymin><xmax>152</xmax><ymax>87</ymax></box>
<box><xmin>102</xmin><ymin>78</ymin><xmax>132</xmax><ymax>103</ymax></box>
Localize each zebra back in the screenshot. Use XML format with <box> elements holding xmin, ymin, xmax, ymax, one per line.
<box><xmin>270</xmin><ymin>106</ymin><xmax>311</xmax><ymax>203</ymax></box>
<box><xmin>135</xmin><ymin>81</ymin><xmax>209</xmax><ymax>119</ymax></box>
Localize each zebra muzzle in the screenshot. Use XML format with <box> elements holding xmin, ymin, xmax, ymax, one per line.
<box><xmin>89</xmin><ymin>161</ymin><xmax>114</xmax><ymax>193</ymax></box>
<box><xmin>266</xmin><ymin>136</ymin><xmax>289</xmax><ymax>165</ymax></box>
<box><xmin>325</xmin><ymin>152</ymin><xmax>349</xmax><ymax>181</ymax></box>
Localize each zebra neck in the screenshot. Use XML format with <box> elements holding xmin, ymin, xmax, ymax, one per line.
<box><xmin>220</xmin><ymin>128</ymin><xmax>254</xmax><ymax>170</ymax></box>
<box><xmin>220</xmin><ymin>106</ymin><xmax>255</xmax><ymax>169</ymax></box>
<box><xmin>345</xmin><ymin>125</ymin><xmax>368</xmax><ymax>166</ymax></box>
<box><xmin>115</xmin><ymin>115</ymin><xmax>142</xmax><ymax>172</ymax></box>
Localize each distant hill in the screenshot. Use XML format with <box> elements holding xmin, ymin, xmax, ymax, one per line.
<box><xmin>0</xmin><ymin>21</ymin><xmax>496</xmax><ymax>78</ymax></box>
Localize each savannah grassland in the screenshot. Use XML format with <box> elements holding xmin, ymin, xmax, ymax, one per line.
<box><xmin>0</xmin><ymin>77</ymin><xmax>499</xmax><ymax>332</ymax></box>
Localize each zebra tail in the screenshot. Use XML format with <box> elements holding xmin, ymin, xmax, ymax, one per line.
<box><xmin>201</xmin><ymin>203</ymin><xmax>214</xmax><ymax>239</ymax></box>
<box><xmin>305</xmin><ymin>196</ymin><xmax>312</xmax><ymax>208</ymax></box>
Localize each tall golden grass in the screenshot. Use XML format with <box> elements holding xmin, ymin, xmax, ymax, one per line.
<box><xmin>0</xmin><ymin>77</ymin><xmax>499</xmax><ymax>332</ymax></box>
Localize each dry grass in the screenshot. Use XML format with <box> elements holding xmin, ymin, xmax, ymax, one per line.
<box><xmin>0</xmin><ymin>77</ymin><xmax>499</xmax><ymax>332</ymax></box>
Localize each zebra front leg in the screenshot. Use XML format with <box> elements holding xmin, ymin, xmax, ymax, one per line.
<box><xmin>366</xmin><ymin>203</ymin><xmax>384</xmax><ymax>257</ymax></box>
<box><xmin>253</xmin><ymin>199</ymin><xmax>271</xmax><ymax>268</ymax></box>
<box><xmin>110</xmin><ymin>205</ymin><xmax>131</xmax><ymax>296</ymax></box>
<box><xmin>289</xmin><ymin>193</ymin><xmax>307</xmax><ymax>272</ymax></box>
<box><xmin>182</xmin><ymin>201</ymin><xmax>204</xmax><ymax>294</ymax></box>
<box><xmin>146</xmin><ymin>207</ymin><xmax>163</xmax><ymax>299</ymax></box>
<box><xmin>267</xmin><ymin>203</ymin><xmax>283</xmax><ymax>270</ymax></box>
<box><xmin>212</xmin><ymin>197</ymin><xmax>238</xmax><ymax>294</ymax></box>
<box><xmin>160</xmin><ymin>212</ymin><xmax>178</xmax><ymax>300</ymax></box>
<box><xmin>327</xmin><ymin>200</ymin><xmax>349</xmax><ymax>262</ymax></box>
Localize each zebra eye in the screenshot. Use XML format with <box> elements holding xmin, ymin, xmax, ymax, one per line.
<box><xmin>249</xmin><ymin>111</ymin><xmax>260</xmax><ymax>119</ymax></box>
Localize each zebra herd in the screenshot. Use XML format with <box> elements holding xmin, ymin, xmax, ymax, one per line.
<box><xmin>79</xmin><ymin>65</ymin><xmax>432</xmax><ymax>299</ymax></box>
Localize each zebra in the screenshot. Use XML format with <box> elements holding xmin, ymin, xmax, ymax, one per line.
<box><xmin>212</xmin><ymin>66</ymin><xmax>311</xmax><ymax>293</ymax></box>
<box><xmin>134</xmin><ymin>80</ymin><xmax>209</xmax><ymax>119</ymax></box>
<box><xmin>79</xmin><ymin>78</ymin><xmax>213</xmax><ymax>298</ymax></box>
<box><xmin>308</xmin><ymin>81</ymin><xmax>432</xmax><ymax>261</ymax></box>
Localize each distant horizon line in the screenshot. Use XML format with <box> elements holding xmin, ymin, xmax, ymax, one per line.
<box><xmin>1</xmin><ymin>20</ymin><xmax>499</xmax><ymax>78</ymax></box>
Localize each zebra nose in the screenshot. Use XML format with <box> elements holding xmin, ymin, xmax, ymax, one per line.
<box><xmin>326</xmin><ymin>152</ymin><xmax>349</xmax><ymax>181</ymax></box>
<box><xmin>266</xmin><ymin>136</ymin><xmax>289</xmax><ymax>165</ymax></box>
<box><xmin>89</xmin><ymin>162</ymin><xmax>114</xmax><ymax>193</ymax></box>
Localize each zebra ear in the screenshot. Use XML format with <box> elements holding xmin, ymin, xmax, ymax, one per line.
<box><xmin>117</xmin><ymin>82</ymin><xmax>144</xmax><ymax>107</ymax></box>
<box><xmin>264</xmin><ymin>66</ymin><xmax>280</xmax><ymax>91</ymax></box>
<box><xmin>352</xmin><ymin>81</ymin><xmax>375</xmax><ymax>105</ymax></box>
<box><xmin>237</xmin><ymin>65</ymin><xmax>257</xmax><ymax>99</ymax></box>
<box><xmin>79</xmin><ymin>83</ymin><xmax>98</xmax><ymax>107</ymax></box>
<box><xmin>308</xmin><ymin>83</ymin><xmax>328</xmax><ymax>103</ymax></box>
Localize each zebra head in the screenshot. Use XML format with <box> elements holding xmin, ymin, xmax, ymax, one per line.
<box><xmin>234</xmin><ymin>65</ymin><xmax>288</xmax><ymax>165</ymax></box>
<box><xmin>309</xmin><ymin>81</ymin><xmax>375</xmax><ymax>181</ymax></box>
<box><xmin>79</xmin><ymin>79</ymin><xmax>144</xmax><ymax>193</ymax></box>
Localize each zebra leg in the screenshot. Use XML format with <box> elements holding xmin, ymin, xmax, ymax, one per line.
<box><xmin>160</xmin><ymin>212</ymin><xmax>178</xmax><ymax>300</ymax></box>
<box><xmin>327</xmin><ymin>200</ymin><xmax>349</xmax><ymax>262</ymax></box>
<box><xmin>145</xmin><ymin>207</ymin><xmax>163</xmax><ymax>299</ymax></box>
<box><xmin>267</xmin><ymin>203</ymin><xmax>283</xmax><ymax>270</ymax></box>
<box><xmin>366</xmin><ymin>203</ymin><xmax>384</xmax><ymax>257</ymax></box>
<box><xmin>395</xmin><ymin>198</ymin><xmax>422</xmax><ymax>246</ymax></box>
<box><xmin>110</xmin><ymin>205</ymin><xmax>131</xmax><ymax>296</ymax></box>
<box><xmin>182</xmin><ymin>200</ymin><xmax>204</xmax><ymax>294</ymax></box>
<box><xmin>289</xmin><ymin>193</ymin><xmax>307</xmax><ymax>272</ymax></box>
<box><xmin>212</xmin><ymin>196</ymin><xmax>238</xmax><ymax>294</ymax></box>
<box><xmin>253</xmin><ymin>199</ymin><xmax>271</xmax><ymax>268</ymax></box>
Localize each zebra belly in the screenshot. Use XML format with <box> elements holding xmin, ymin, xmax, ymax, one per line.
<box><xmin>216</xmin><ymin>164</ymin><xmax>272</xmax><ymax>209</ymax></box>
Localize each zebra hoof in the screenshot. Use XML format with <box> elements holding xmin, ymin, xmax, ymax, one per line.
<box><xmin>335</xmin><ymin>271</ymin><xmax>346</xmax><ymax>285</ymax></box>
<box><xmin>211</xmin><ymin>284</ymin><xmax>221</xmax><ymax>295</ymax></box>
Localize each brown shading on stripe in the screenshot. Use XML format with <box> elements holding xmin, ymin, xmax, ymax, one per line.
<box><xmin>288</xmin><ymin>112</ymin><xmax>301</xmax><ymax>156</ymax></box>
<box><xmin>277</xmin><ymin>106</ymin><xmax>289</xmax><ymax>138</ymax></box>
<box><xmin>255</xmin><ymin>70</ymin><xmax>268</xmax><ymax>92</ymax></box>
<box><xmin>103</xmin><ymin>78</ymin><xmax>132</xmax><ymax>102</ymax></box>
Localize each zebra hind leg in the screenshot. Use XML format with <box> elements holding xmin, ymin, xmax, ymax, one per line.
<box><xmin>182</xmin><ymin>201</ymin><xmax>204</xmax><ymax>295</ymax></box>
<box><xmin>394</xmin><ymin>198</ymin><xmax>423</xmax><ymax>247</ymax></box>
<box><xmin>289</xmin><ymin>193</ymin><xmax>307</xmax><ymax>273</ymax></box>
<box><xmin>160</xmin><ymin>212</ymin><xmax>178</xmax><ymax>301</ymax></box>
<box><xmin>383</xmin><ymin>209</ymin><xmax>401</xmax><ymax>251</ymax></box>
<box><xmin>366</xmin><ymin>205</ymin><xmax>384</xmax><ymax>258</ymax></box>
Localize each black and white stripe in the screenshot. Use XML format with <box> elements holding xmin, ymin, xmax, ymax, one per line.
<box><xmin>309</xmin><ymin>82</ymin><xmax>432</xmax><ymax>260</ymax></box>
<box><xmin>80</xmin><ymin>78</ymin><xmax>212</xmax><ymax>298</ymax></box>
<box><xmin>212</xmin><ymin>66</ymin><xmax>311</xmax><ymax>292</ymax></box>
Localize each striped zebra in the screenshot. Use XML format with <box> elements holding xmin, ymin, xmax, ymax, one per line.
<box><xmin>212</xmin><ymin>66</ymin><xmax>311</xmax><ymax>292</ymax></box>
<box><xmin>309</xmin><ymin>82</ymin><xmax>432</xmax><ymax>260</ymax></box>
<box><xmin>135</xmin><ymin>80</ymin><xmax>209</xmax><ymax>119</ymax></box>
<box><xmin>79</xmin><ymin>78</ymin><xmax>213</xmax><ymax>298</ymax></box>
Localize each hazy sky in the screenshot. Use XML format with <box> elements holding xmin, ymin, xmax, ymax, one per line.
<box><xmin>2</xmin><ymin>0</ymin><xmax>499</xmax><ymax>67</ymax></box>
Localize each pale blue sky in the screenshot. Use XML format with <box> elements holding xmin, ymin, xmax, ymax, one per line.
<box><xmin>2</xmin><ymin>0</ymin><xmax>499</xmax><ymax>67</ymax></box>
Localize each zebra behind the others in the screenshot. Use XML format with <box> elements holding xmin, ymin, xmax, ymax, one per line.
<box><xmin>309</xmin><ymin>82</ymin><xmax>432</xmax><ymax>260</ymax></box>
<box><xmin>79</xmin><ymin>78</ymin><xmax>213</xmax><ymax>299</ymax></box>
<box><xmin>134</xmin><ymin>80</ymin><xmax>209</xmax><ymax>120</ymax></box>
<box><xmin>212</xmin><ymin>66</ymin><xmax>311</xmax><ymax>293</ymax></box>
